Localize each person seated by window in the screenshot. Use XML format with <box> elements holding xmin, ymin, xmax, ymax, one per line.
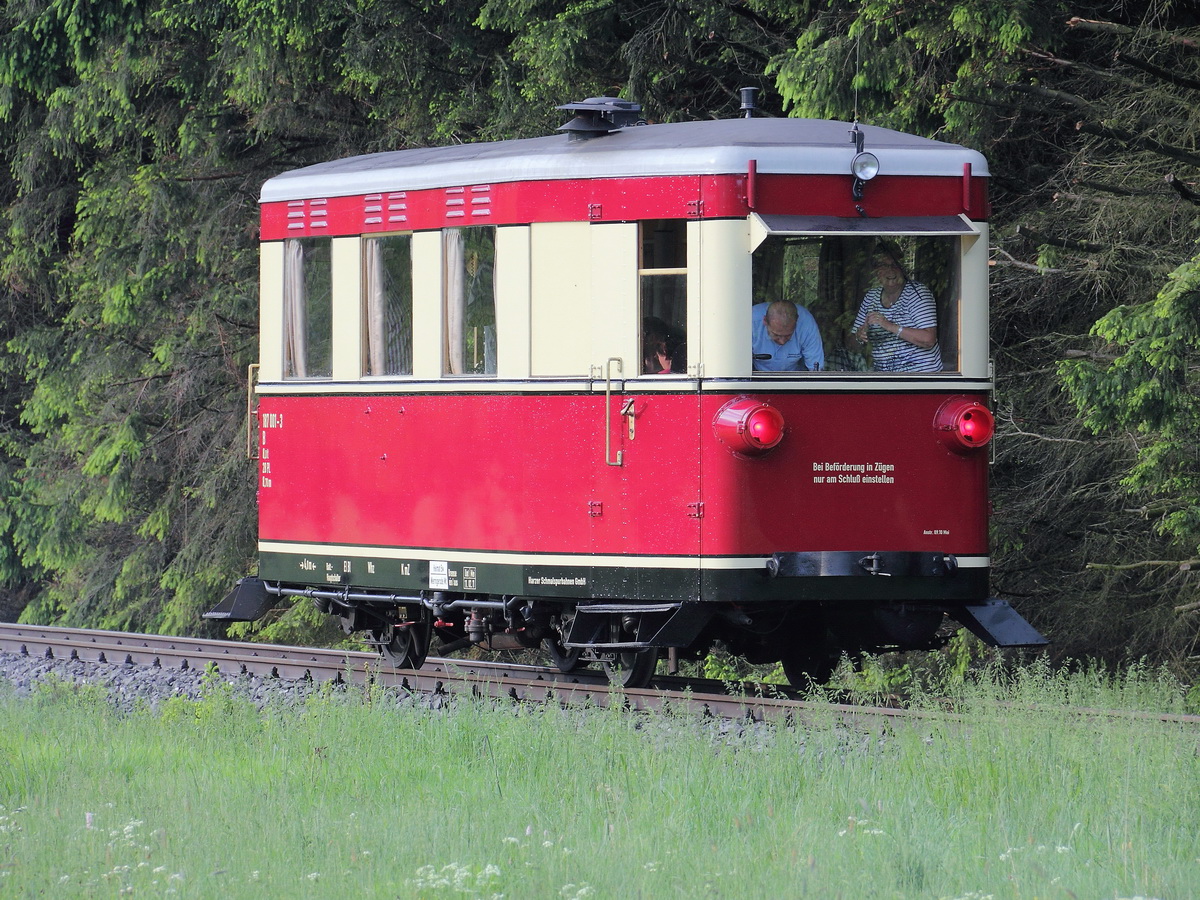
<box><xmin>642</xmin><ymin>316</ymin><xmax>686</xmax><ymax>374</ymax></box>
<box><xmin>851</xmin><ymin>245</ymin><xmax>941</xmax><ymax>372</ymax></box>
<box><xmin>751</xmin><ymin>300</ymin><xmax>824</xmax><ymax>372</ymax></box>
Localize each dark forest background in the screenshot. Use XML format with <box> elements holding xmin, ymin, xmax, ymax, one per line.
<box><xmin>1</xmin><ymin>1</ymin><xmax>1198</xmax><ymax>671</ymax></box>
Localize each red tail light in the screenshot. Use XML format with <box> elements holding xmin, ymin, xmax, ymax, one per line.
<box><xmin>934</xmin><ymin>398</ymin><xmax>995</xmax><ymax>453</ymax></box>
<box><xmin>713</xmin><ymin>397</ymin><xmax>786</xmax><ymax>457</ymax></box>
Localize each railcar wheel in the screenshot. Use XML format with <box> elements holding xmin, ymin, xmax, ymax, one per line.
<box><xmin>543</xmin><ymin>610</ymin><xmax>586</xmax><ymax>673</ymax></box>
<box><xmin>873</xmin><ymin>606</ymin><xmax>945</xmax><ymax>648</ymax></box>
<box><xmin>375</xmin><ymin>621</ymin><xmax>430</xmax><ymax>670</ymax></box>
<box><xmin>602</xmin><ymin>650</ymin><xmax>657</xmax><ymax>689</ymax></box>
<box><xmin>543</xmin><ymin>638</ymin><xmax>585</xmax><ymax>674</ymax></box>
<box><xmin>781</xmin><ymin>649</ymin><xmax>837</xmax><ymax>690</ymax></box>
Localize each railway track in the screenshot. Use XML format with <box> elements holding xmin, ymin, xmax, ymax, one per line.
<box><xmin>5</xmin><ymin>623</ymin><xmax>1198</xmax><ymax>727</ymax></box>
<box><xmin>0</xmin><ymin>622</ymin><xmax>881</xmax><ymax>723</ymax></box>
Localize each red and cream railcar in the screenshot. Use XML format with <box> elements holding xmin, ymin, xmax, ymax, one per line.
<box><xmin>209</xmin><ymin>97</ymin><xmax>1046</xmax><ymax>687</ymax></box>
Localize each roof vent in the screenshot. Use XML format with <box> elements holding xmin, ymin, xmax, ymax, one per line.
<box><xmin>556</xmin><ymin>97</ymin><xmax>643</xmax><ymax>141</ymax></box>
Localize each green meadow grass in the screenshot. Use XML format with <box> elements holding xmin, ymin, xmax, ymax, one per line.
<box><xmin>0</xmin><ymin>661</ymin><xmax>1197</xmax><ymax>899</ymax></box>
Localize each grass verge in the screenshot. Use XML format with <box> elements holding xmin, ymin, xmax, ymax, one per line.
<box><xmin>0</xmin><ymin>660</ymin><xmax>1197</xmax><ymax>898</ymax></box>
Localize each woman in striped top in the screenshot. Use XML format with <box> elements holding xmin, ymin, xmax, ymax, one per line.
<box><xmin>851</xmin><ymin>246</ymin><xmax>942</xmax><ymax>372</ymax></box>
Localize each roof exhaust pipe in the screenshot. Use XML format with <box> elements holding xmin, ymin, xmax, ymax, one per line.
<box><xmin>739</xmin><ymin>86</ymin><xmax>759</xmax><ymax>118</ymax></box>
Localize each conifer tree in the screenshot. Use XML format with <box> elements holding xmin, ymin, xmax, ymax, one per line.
<box><xmin>769</xmin><ymin>1</ymin><xmax>1200</xmax><ymax>663</ymax></box>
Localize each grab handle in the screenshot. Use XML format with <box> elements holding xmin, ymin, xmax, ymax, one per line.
<box><xmin>604</xmin><ymin>357</ymin><xmax>624</xmax><ymax>467</ymax></box>
<box><xmin>246</xmin><ymin>363</ymin><xmax>259</xmax><ymax>459</ymax></box>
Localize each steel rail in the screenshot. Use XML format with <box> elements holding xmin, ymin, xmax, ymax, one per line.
<box><xmin>0</xmin><ymin>623</ymin><xmax>881</xmax><ymax>722</ymax></box>
<box><xmin>3</xmin><ymin>623</ymin><xmax>1198</xmax><ymax>726</ymax></box>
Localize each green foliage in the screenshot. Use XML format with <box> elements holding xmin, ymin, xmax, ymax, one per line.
<box><xmin>232</xmin><ymin>597</ymin><xmax>352</xmax><ymax>650</ymax></box>
<box><xmin>0</xmin><ymin>0</ymin><xmax>523</xmax><ymax>634</ymax></box>
<box><xmin>158</xmin><ymin>662</ymin><xmax>261</xmax><ymax>728</ymax></box>
<box><xmin>935</xmin><ymin>631</ymin><xmax>983</xmax><ymax>683</ymax></box>
<box><xmin>28</xmin><ymin>673</ymin><xmax>110</xmax><ymax>711</ymax></box>
<box><xmin>479</xmin><ymin>0</ymin><xmax>800</xmax><ymax>122</ymax></box>
<box><xmin>0</xmin><ymin>0</ymin><xmax>811</xmax><ymax>639</ymax></box>
<box><xmin>844</xmin><ymin>653</ymin><xmax>914</xmax><ymax>697</ymax></box>
<box><xmin>0</xmin><ymin>0</ymin><xmax>144</xmax><ymax>114</ymax></box>
<box><xmin>0</xmin><ymin>0</ymin><xmax>1196</xmax><ymax>677</ymax></box>
<box><xmin>768</xmin><ymin>0</ymin><xmax>1039</xmax><ymax>138</ymax></box>
<box><xmin>1061</xmin><ymin>253</ymin><xmax>1200</xmax><ymax>547</ymax></box>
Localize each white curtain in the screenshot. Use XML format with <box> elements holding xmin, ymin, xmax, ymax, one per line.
<box><xmin>444</xmin><ymin>228</ymin><xmax>465</xmax><ymax>375</ymax></box>
<box><xmin>364</xmin><ymin>238</ymin><xmax>386</xmax><ymax>375</ymax></box>
<box><xmin>282</xmin><ymin>239</ymin><xmax>307</xmax><ymax>378</ymax></box>
<box><xmin>485</xmin><ymin>242</ymin><xmax>498</xmax><ymax>374</ymax></box>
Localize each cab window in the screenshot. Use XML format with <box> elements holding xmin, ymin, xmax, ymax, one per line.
<box><xmin>751</xmin><ymin>235</ymin><xmax>960</xmax><ymax>374</ymax></box>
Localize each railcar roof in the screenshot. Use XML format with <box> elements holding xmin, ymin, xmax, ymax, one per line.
<box><xmin>260</xmin><ymin>117</ymin><xmax>988</xmax><ymax>203</ymax></box>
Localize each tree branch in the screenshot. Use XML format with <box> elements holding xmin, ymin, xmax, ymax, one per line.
<box><xmin>175</xmin><ymin>172</ymin><xmax>246</xmax><ymax>183</ymax></box>
<box><xmin>1016</xmin><ymin>224</ymin><xmax>1106</xmax><ymax>254</ymax></box>
<box><xmin>1070</xmin><ymin>178</ymin><xmax>1163</xmax><ymax>198</ymax></box>
<box><xmin>1165</xmin><ymin>173</ymin><xmax>1200</xmax><ymax>206</ymax></box>
<box><xmin>1064</xmin><ymin>17</ymin><xmax>1132</xmax><ymax>38</ymax></box>
<box><xmin>1025</xmin><ymin>47</ymin><xmax>1141</xmax><ymax>88</ymax></box>
<box><xmin>1063</xmin><ymin>348</ymin><xmax>1120</xmax><ymax>362</ymax></box>
<box><xmin>1066</xmin><ymin>17</ymin><xmax>1199</xmax><ymax>51</ymax></box>
<box><xmin>1075</xmin><ymin>120</ymin><xmax>1200</xmax><ymax>168</ymax></box>
<box><xmin>1007</xmin><ymin>82</ymin><xmax>1096</xmax><ymax>113</ymax></box>
<box><xmin>1114</xmin><ymin>50</ymin><xmax>1200</xmax><ymax>90</ymax></box>
<box><xmin>1087</xmin><ymin>559</ymin><xmax>1200</xmax><ymax>571</ymax></box>
<box><xmin>991</xmin><ymin>246</ymin><xmax>1064</xmax><ymax>274</ymax></box>
<box><xmin>995</xmin><ymin>409</ymin><xmax>1090</xmax><ymax>444</ymax></box>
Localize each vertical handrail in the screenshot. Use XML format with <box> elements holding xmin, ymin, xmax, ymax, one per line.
<box><xmin>246</xmin><ymin>363</ymin><xmax>260</xmax><ymax>460</ymax></box>
<box><xmin>604</xmin><ymin>357</ymin><xmax>624</xmax><ymax>467</ymax></box>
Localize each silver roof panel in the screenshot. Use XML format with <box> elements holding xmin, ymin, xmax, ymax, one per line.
<box><xmin>261</xmin><ymin>118</ymin><xmax>989</xmax><ymax>203</ymax></box>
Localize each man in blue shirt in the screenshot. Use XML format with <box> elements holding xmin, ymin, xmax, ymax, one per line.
<box><xmin>751</xmin><ymin>300</ymin><xmax>824</xmax><ymax>371</ymax></box>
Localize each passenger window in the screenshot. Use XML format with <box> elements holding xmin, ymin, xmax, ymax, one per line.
<box><xmin>639</xmin><ymin>219</ymin><xmax>687</xmax><ymax>374</ymax></box>
<box><xmin>282</xmin><ymin>237</ymin><xmax>332</xmax><ymax>379</ymax></box>
<box><xmin>751</xmin><ymin>235</ymin><xmax>960</xmax><ymax>374</ymax></box>
<box><xmin>444</xmin><ymin>226</ymin><xmax>497</xmax><ymax>375</ymax></box>
<box><xmin>363</xmin><ymin>234</ymin><xmax>413</xmax><ymax>376</ymax></box>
